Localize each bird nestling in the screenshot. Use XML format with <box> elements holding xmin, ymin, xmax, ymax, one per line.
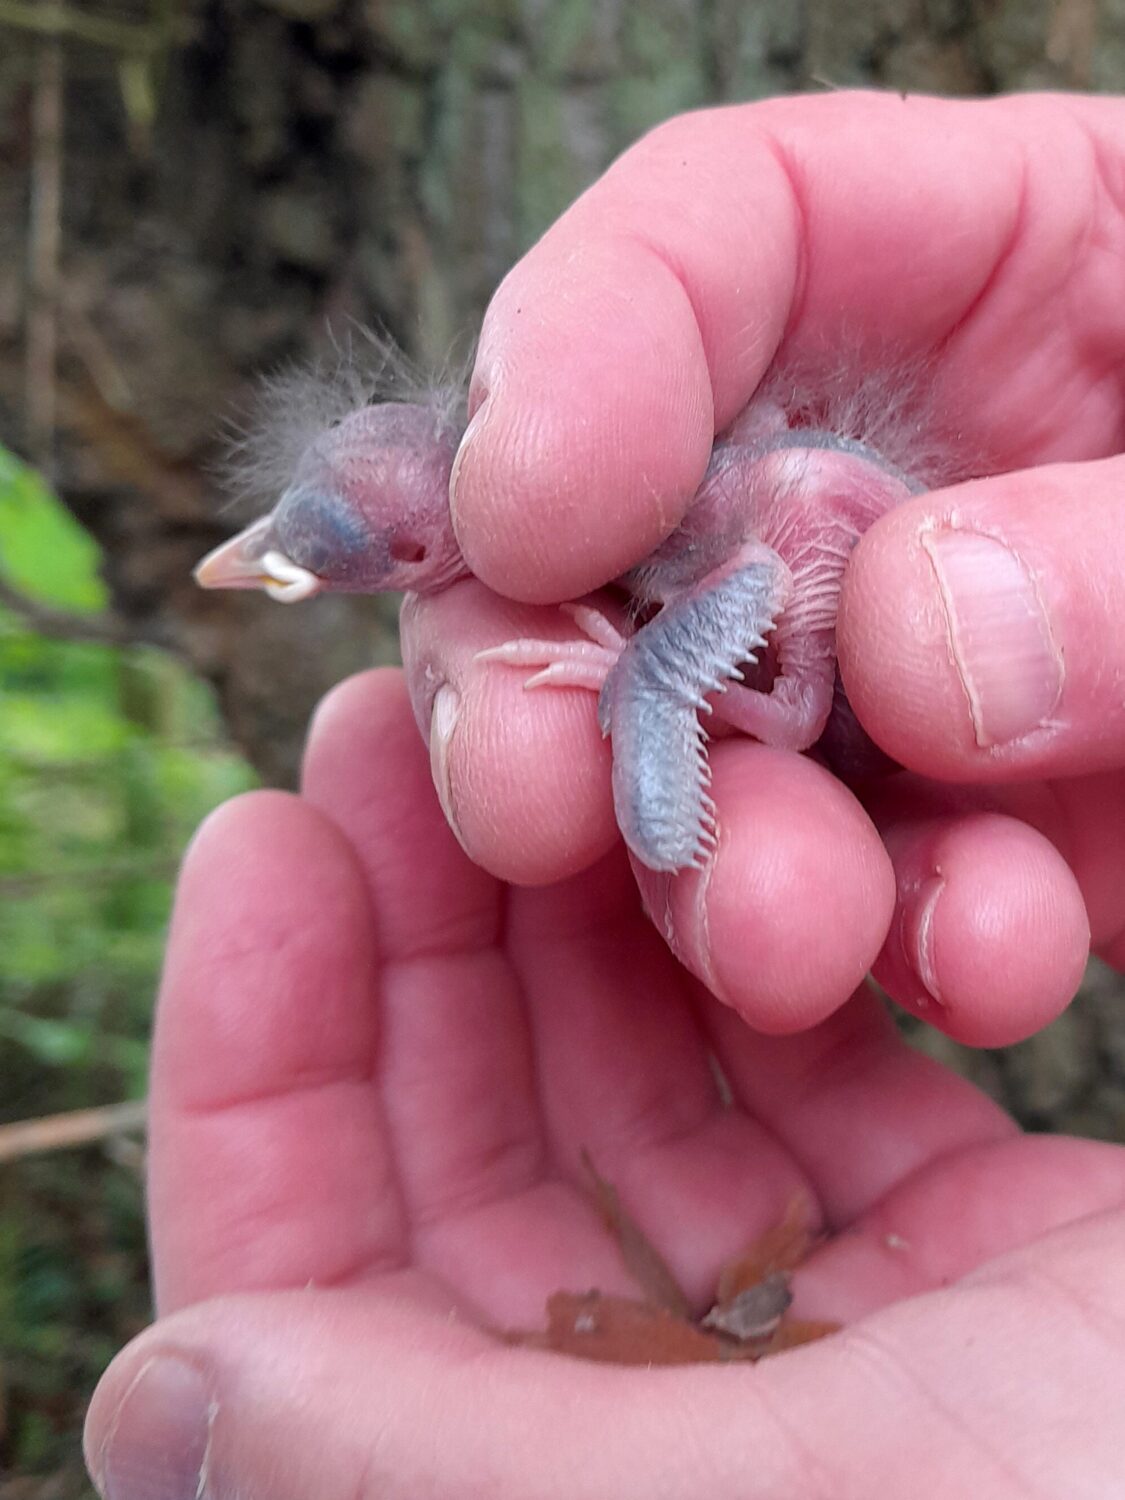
<box><xmin>196</xmin><ymin>334</ymin><xmax>958</xmax><ymax>873</ymax></box>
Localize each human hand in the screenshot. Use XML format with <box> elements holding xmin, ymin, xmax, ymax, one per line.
<box><xmin>400</xmin><ymin>90</ymin><xmax>1125</xmax><ymax>1046</ymax></box>
<box><xmin>83</xmin><ymin>671</ymin><xmax>1125</xmax><ymax>1499</ymax></box>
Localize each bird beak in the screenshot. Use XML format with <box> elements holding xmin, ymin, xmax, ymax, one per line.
<box><xmin>193</xmin><ymin>517</ymin><xmax>322</xmax><ymax>603</ymax></box>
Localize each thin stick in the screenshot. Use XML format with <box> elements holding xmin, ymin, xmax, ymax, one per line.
<box><xmin>0</xmin><ymin>0</ymin><xmax>191</xmax><ymax>54</ymax></box>
<box><xmin>25</xmin><ymin>15</ymin><xmax>63</xmax><ymax>478</ymax></box>
<box><xmin>0</xmin><ymin>1100</ymin><xmax>147</xmax><ymax>1164</ymax></box>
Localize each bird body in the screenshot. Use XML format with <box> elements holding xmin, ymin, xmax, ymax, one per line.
<box><xmin>196</xmin><ymin>347</ymin><xmax>942</xmax><ymax>871</ymax></box>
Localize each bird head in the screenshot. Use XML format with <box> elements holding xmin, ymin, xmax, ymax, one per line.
<box><xmin>195</xmin><ymin>400</ymin><xmax>467</xmax><ymax>602</ymax></box>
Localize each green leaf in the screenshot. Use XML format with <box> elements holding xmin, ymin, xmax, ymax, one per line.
<box><xmin>0</xmin><ymin>1011</ymin><xmax>94</xmax><ymax>1067</ymax></box>
<box><xmin>0</xmin><ymin>448</ymin><xmax>108</xmax><ymax>611</ymax></box>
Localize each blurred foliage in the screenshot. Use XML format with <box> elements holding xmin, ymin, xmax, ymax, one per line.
<box><xmin>0</xmin><ymin>449</ymin><xmax>257</xmax><ymax>1491</ymax></box>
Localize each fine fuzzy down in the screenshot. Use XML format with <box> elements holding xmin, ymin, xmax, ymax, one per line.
<box><xmin>217</xmin><ymin>331</ymin><xmax>970</xmax><ymax>521</ymax></box>
<box><xmin>215</xmin><ymin>324</ymin><xmax>471</xmax><ymax>514</ymax></box>
<box><xmin>744</xmin><ymin>340</ymin><xmax>978</xmax><ymax>492</ymax></box>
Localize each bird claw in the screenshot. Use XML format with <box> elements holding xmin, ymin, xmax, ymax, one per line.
<box><xmin>475</xmin><ymin>605</ymin><xmax>627</xmax><ymax>693</ymax></box>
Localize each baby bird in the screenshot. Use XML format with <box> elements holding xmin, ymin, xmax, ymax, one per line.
<box><xmin>196</xmin><ymin>342</ymin><xmax>945</xmax><ymax>872</ymax></box>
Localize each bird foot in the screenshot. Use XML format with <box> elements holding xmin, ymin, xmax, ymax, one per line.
<box><xmin>475</xmin><ymin>603</ymin><xmax>628</xmax><ymax>692</ymax></box>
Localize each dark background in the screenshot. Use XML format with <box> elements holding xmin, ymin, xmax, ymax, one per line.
<box><xmin>1</xmin><ymin>1</ymin><xmax>1123</xmax><ymax>1494</ymax></box>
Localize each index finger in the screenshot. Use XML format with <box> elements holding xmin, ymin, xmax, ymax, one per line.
<box><xmin>451</xmin><ymin>91</ymin><xmax>1125</xmax><ymax>602</ymax></box>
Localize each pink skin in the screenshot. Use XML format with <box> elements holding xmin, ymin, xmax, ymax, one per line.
<box><xmin>193</xmin><ymin>91</ymin><xmax>1125</xmax><ymax>1038</ymax></box>
<box><xmin>409</xmin><ymin>90</ymin><xmax>1125</xmax><ymax>1040</ymax></box>
<box><xmin>91</xmin><ymin>93</ymin><xmax>1125</xmax><ymax>1498</ymax></box>
<box><xmin>479</xmin><ymin>437</ymin><xmax>915</xmax><ymax>867</ymax></box>
<box><xmin>195</xmin><ymin>402</ymin><xmax>467</xmax><ymax>598</ymax></box>
<box><xmin>201</xmin><ymin>390</ymin><xmax>916</xmax><ymax>870</ymax></box>
<box><xmin>83</xmin><ymin>673</ymin><xmax>1125</xmax><ymax>1500</ymax></box>
<box><xmin>492</xmin><ymin>437</ymin><xmax>914</xmax><ymax>745</ymax></box>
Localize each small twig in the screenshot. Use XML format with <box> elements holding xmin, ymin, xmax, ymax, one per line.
<box><xmin>0</xmin><ymin>0</ymin><xmax>192</xmax><ymax>55</ymax></box>
<box><xmin>0</xmin><ymin>573</ymin><xmax>141</xmax><ymax>646</ymax></box>
<box><xmin>25</xmin><ymin>14</ymin><xmax>64</xmax><ymax>478</ymax></box>
<box><xmin>63</xmin><ymin>293</ymin><xmax>135</xmax><ymax>412</ymax></box>
<box><xmin>0</xmin><ymin>1099</ymin><xmax>147</xmax><ymax>1164</ymax></box>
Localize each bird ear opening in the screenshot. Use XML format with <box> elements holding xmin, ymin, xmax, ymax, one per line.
<box><xmin>389</xmin><ymin>536</ymin><xmax>427</xmax><ymax>565</ymax></box>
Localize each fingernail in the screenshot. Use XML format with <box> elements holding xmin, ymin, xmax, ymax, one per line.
<box><xmin>448</xmin><ymin>382</ymin><xmax>493</xmax><ymax>532</ymax></box>
<box><xmin>94</xmin><ymin>1354</ymin><xmax>213</xmax><ymax>1500</ymax></box>
<box><xmin>429</xmin><ymin>683</ymin><xmax>468</xmax><ymax>850</ymax></box>
<box><xmin>904</xmin><ymin>873</ymin><xmax>946</xmax><ymax>1007</ymax></box>
<box><xmin>632</xmin><ymin>850</ymin><xmax>726</xmax><ymax>1003</ymax></box>
<box><xmin>687</xmin><ymin>850</ymin><xmax>724</xmax><ymax>1000</ymax></box>
<box><xmin>922</xmin><ymin>527</ymin><xmax>1064</xmax><ymax>747</ymax></box>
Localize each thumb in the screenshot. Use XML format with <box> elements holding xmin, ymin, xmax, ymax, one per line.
<box><xmin>84</xmin><ymin>1213</ymin><xmax>1125</xmax><ymax>1500</ymax></box>
<box><xmin>837</xmin><ymin>456</ymin><xmax>1125</xmax><ymax>781</ymax></box>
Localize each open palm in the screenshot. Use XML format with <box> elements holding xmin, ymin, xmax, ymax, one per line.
<box><xmin>86</xmin><ymin>669</ymin><xmax>1125</xmax><ymax>1500</ymax></box>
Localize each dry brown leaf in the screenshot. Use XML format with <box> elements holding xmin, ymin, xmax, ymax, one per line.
<box><xmin>581</xmin><ymin>1151</ymin><xmax>692</xmax><ymax>1319</ymax></box>
<box><xmin>503</xmin><ymin>1169</ymin><xmax>840</xmax><ymax>1368</ymax></box>
<box><xmin>541</xmin><ymin>1291</ymin><xmax>745</xmax><ymax>1366</ymax></box>
<box><xmin>715</xmin><ymin>1192</ymin><xmax>818</xmax><ymax>1303</ymax></box>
